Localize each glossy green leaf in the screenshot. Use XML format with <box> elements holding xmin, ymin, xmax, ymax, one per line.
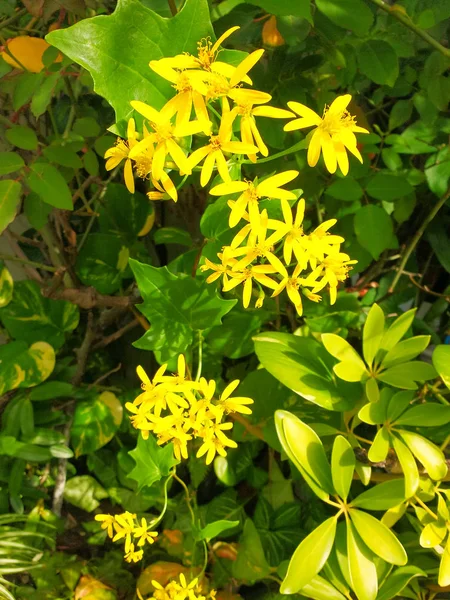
<box><xmin>5</xmin><ymin>125</ymin><xmax>38</xmax><ymax>150</ymax></box>
<box><xmin>197</xmin><ymin>520</ymin><xmax>240</xmax><ymax>541</ymax></box>
<box><xmin>331</xmin><ymin>435</ymin><xmax>355</xmax><ymax>500</ymax></box>
<box><xmin>392</xmin><ymin>434</ymin><xmax>419</xmax><ymax>498</ymax></box>
<box><xmin>348</xmin><ymin>434</ymin><xmax>371</xmax><ymax>486</ymax></box>
<box><xmin>26</xmin><ymin>162</ymin><xmax>73</xmax><ymax>210</ymax></box>
<box><xmin>359</xmin><ymin>387</ymin><xmax>393</xmax><ymax>424</ymax></box>
<box><xmin>380</xmin><ymin>309</ymin><xmax>416</xmax><ymax>352</ymax></box>
<box><xmin>395</xmin><ymin>403</ymin><xmax>450</xmax><ymax>427</ymax></box>
<box><xmin>64</xmin><ymin>475</ymin><xmax>108</xmax><ymax>512</ymax></box>
<box><xmin>377</xmin><ymin>361</ymin><xmax>437</xmax><ymax>389</ymax></box>
<box><xmin>280</xmin><ymin>516</ymin><xmax>337</xmax><ymax>594</ymax></box>
<box><xmin>130</xmin><ymin>259</ymin><xmax>236</xmax><ymax>362</ymax></box>
<box><xmin>232</xmin><ymin>519</ymin><xmax>270</xmax><ymax>582</ymax></box>
<box><xmin>399</xmin><ymin>429</ymin><xmax>448</xmax><ymax>481</ymax></box>
<box><xmin>358</xmin><ymin>40</ymin><xmax>398</xmax><ymax>87</ymax></box>
<box><xmin>46</xmin><ymin>0</ymin><xmax>216</xmax><ymax>126</ymax></box>
<box><xmin>363</xmin><ymin>304</ymin><xmax>385</xmax><ymax>367</ymax></box>
<box><xmin>0</xmin><ymin>341</ymin><xmax>55</xmax><ymax>395</ymax></box>
<box><xmin>0</xmin><ymin>152</ymin><xmax>24</xmax><ymax>176</ymax></box>
<box><xmin>386</xmin><ymin>390</ymin><xmax>414</xmax><ymax>422</ymax></box>
<box><xmin>333</xmin><ymin>360</ymin><xmax>366</xmax><ymax>382</ymax></box>
<box><xmin>322</xmin><ymin>333</ymin><xmax>363</xmax><ymax>364</ymax></box>
<box><xmin>419</xmin><ymin>519</ymin><xmax>447</xmax><ymax>548</ymax></box>
<box><xmin>377</xmin><ymin>565</ymin><xmax>427</xmax><ymax>600</ymax></box>
<box><xmin>354</xmin><ymin>205</ymin><xmax>394</xmax><ymax>260</ymax></box>
<box><xmin>315</xmin><ymin>0</ymin><xmax>373</xmax><ymax>36</ymax></box>
<box><xmin>0</xmin><ymin>264</ymin><xmax>13</xmax><ymax>308</ymax></box>
<box><xmin>352</xmin><ymin>480</ymin><xmax>406</xmax><ymax>510</ymax></box>
<box><xmin>349</xmin><ymin>509</ymin><xmax>407</xmax><ymax>565</ymax></box>
<box><xmin>433</xmin><ymin>345</ymin><xmax>450</xmax><ymax>390</ymax></box>
<box><xmin>300</xmin><ymin>574</ymin><xmax>347</xmax><ymax>600</ymax></box>
<box><xmin>365</xmin><ymin>377</ymin><xmax>379</xmax><ymax>403</ymax></box>
<box><xmin>366</xmin><ymin>173</ymin><xmax>413</xmax><ymax>201</ymax></box>
<box><xmin>368</xmin><ymin>426</ymin><xmax>390</xmax><ymax>463</ymax></box>
<box><xmin>128</xmin><ymin>435</ymin><xmax>179</xmax><ymax>491</ymax></box>
<box><xmin>255</xmin><ymin>332</ymin><xmax>356</xmax><ymax>411</ymax></box>
<box><xmin>275</xmin><ymin>410</ymin><xmax>334</xmax><ymax>499</ymax></box>
<box><xmin>71</xmin><ymin>391</ymin><xmax>123</xmax><ymax>457</ymax></box>
<box><xmin>347</xmin><ymin>520</ymin><xmax>378</xmax><ymax>600</ymax></box>
<box><xmin>381</xmin><ymin>335</ymin><xmax>430</xmax><ymax>369</ymax></box>
<box><xmin>0</xmin><ymin>179</ymin><xmax>21</xmax><ymax>235</ymax></box>
<box><xmin>439</xmin><ymin>536</ymin><xmax>450</xmax><ymax>587</ymax></box>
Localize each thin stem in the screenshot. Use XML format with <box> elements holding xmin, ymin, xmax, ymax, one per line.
<box><xmin>167</xmin><ymin>0</ymin><xmax>178</xmax><ymax>16</ymax></box>
<box><xmin>195</xmin><ymin>330</ymin><xmax>203</xmax><ymax>382</ymax></box>
<box><xmin>390</xmin><ymin>186</ymin><xmax>450</xmax><ymax>292</ymax></box>
<box><xmin>173</xmin><ymin>472</ymin><xmax>196</xmax><ymax>525</ymax></box>
<box><xmin>0</xmin><ymin>8</ymin><xmax>27</xmax><ymax>31</ymax></box>
<box><xmin>0</xmin><ymin>253</ymin><xmax>58</xmax><ymax>272</ymax></box>
<box><xmin>367</xmin><ymin>0</ymin><xmax>450</xmax><ymax>58</ymax></box>
<box><xmin>199</xmin><ymin>540</ymin><xmax>209</xmax><ymax>578</ymax></box>
<box><xmin>413</xmin><ymin>495</ymin><xmax>438</xmax><ymax>521</ymax></box>
<box><xmin>149</xmin><ymin>471</ymin><xmax>175</xmax><ymax>529</ymax></box>
<box><xmin>240</xmin><ymin>139</ymin><xmax>308</xmax><ymax>165</ymax></box>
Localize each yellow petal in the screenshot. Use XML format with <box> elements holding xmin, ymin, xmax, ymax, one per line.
<box><xmin>124</xmin><ymin>159</ymin><xmax>135</xmax><ymax>193</ymax></box>
<box><xmin>328</xmin><ymin>94</ymin><xmax>351</xmax><ymax>115</ymax></box>
<box><xmin>200</xmin><ymin>151</ymin><xmax>216</xmax><ymax>187</ymax></box>
<box><xmin>149</xmin><ymin>60</ymin><xmax>178</xmax><ymax>83</ymax></box>
<box><xmin>287</xmin><ymin>101</ymin><xmax>322</xmax><ymax>125</ymax></box>
<box><xmin>257</xmin><ymin>170</ymin><xmax>298</xmax><ymax>195</ymax></box>
<box><xmin>321</xmin><ymin>132</ymin><xmax>337</xmax><ymax>174</ymax></box>
<box><xmin>249</xmin><ymin>119</ymin><xmax>268</xmax><ymax>156</ymax></box>
<box><xmin>211</xmin><ymin>26</ymin><xmax>240</xmax><ymax>54</ymax></box>
<box><xmin>152</xmin><ymin>143</ymin><xmax>166</xmax><ymax>180</ymax></box>
<box><xmin>307</xmin><ymin>129</ymin><xmax>322</xmax><ymax>167</ymax></box>
<box><xmin>230</xmin><ymin>49</ymin><xmax>265</xmax><ymax>87</ymax></box>
<box><xmin>221</xmin><ymin>141</ymin><xmax>258</xmax><ymax>154</ymax></box>
<box><xmin>228</xmin><ymin>88</ymin><xmax>272</xmax><ymax>105</ymax></box>
<box><xmin>252</xmin><ymin>106</ymin><xmax>294</xmax><ymax>118</ymax></box>
<box><xmin>159</xmin><ymin>171</ymin><xmax>178</xmax><ymax>202</ymax></box>
<box><xmin>335</xmin><ymin>142</ymin><xmax>349</xmax><ymax>176</ymax></box>
<box><xmin>166</xmin><ymin>138</ymin><xmax>189</xmax><ymax>173</ymax></box>
<box><xmin>243</xmin><ymin>277</ymin><xmax>253</xmax><ymax>308</ymax></box>
<box><xmin>215</xmin><ymin>150</ymin><xmax>231</xmax><ymax>182</ymax></box>
<box><xmin>210</xmin><ymin>181</ymin><xmax>248</xmax><ymax>196</ymax></box>
<box><xmin>131</xmin><ymin>101</ymin><xmax>162</xmax><ymax>124</ymax></box>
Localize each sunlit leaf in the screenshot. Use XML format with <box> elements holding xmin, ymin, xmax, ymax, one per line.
<box><xmin>347</xmin><ymin>520</ymin><xmax>378</xmax><ymax>600</ymax></box>
<box><xmin>368</xmin><ymin>426</ymin><xmax>390</xmax><ymax>463</ymax></box>
<box><xmin>349</xmin><ymin>509</ymin><xmax>407</xmax><ymax>565</ymax></box>
<box><xmin>128</xmin><ymin>435</ymin><xmax>179</xmax><ymax>491</ymax></box>
<box><xmin>351</xmin><ymin>480</ymin><xmax>406</xmax><ymax>510</ymax></box>
<box><xmin>399</xmin><ymin>429</ymin><xmax>448</xmax><ymax>481</ymax></box>
<box><xmin>331</xmin><ymin>436</ymin><xmax>355</xmax><ymax>500</ymax></box>
<box><xmin>377</xmin><ymin>565</ymin><xmax>427</xmax><ymax>600</ymax></box>
<box><xmin>392</xmin><ymin>434</ymin><xmax>419</xmax><ymax>498</ymax></box>
<box><xmin>433</xmin><ymin>345</ymin><xmax>450</xmax><ymax>390</ymax></box>
<box><xmin>363</xmin><ymin>304</ymin><xmax>385</xmax><ymax>367</ymax></box>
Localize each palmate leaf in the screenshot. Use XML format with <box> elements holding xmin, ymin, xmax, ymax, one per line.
<box><xmin>46</xmin><ymin>0</ymin><xmax>215</xmax><ymax>130</ymax></box>
<box><xmin>128</xmin><ymin>435</ymin><xmax>179</xmax><ymax>491</ymax></box>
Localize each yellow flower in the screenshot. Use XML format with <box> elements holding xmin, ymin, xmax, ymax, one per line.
<box><xmin>272</xmin><ymin>263</ymin><xmax>306</xmax><ymax>316</ymax></box>
<box><xmin>95</xmin><ymin>513</ymin><xmax>115</xmax><ymax>538</ymax></box>
<box><xmin>124</xmin><ymin>543</ymin><xmax>144</xmax><ymax>563</ymax></box>
<box><xmin>133</xmin><ymin>518</ymin><xmax>158</xmax><ymax>547</ymax></box>
<box><xmin>305</xmin><ymin>251</ymin><xmax>357</xmax><ymax>304</ymax></box>
<box><xmin>133</xmin><ymin>143</ymin><xmax>179</xmax><ymax>202</ymax></box>
<box><xmin>113</xmin><ymin>512</ymin><xmax>137</xmax><ymax>552</ymax></box>
<box><xmin>150</xmin><ymin>574</ymin><xmax>215</xmax><ymax>600</ymax></box>
<box><xmin>284</xmin><ymin>94</ymin><xmax>369</xmax><ymax>175</ymax></box>
<box><xmin>210</xmin><ymin>170</ymin><xmax>299</xmax><ymax>228</ymax></box>
<box><xmin>196</xmin><ymin>421</ymin><xmax>237</xmax><ymax>464</ymax></box>
<box><xmin>104</xmin><ymin>118</ymin><xmax>138</xmax><ymax>193</ymax></box>
<box><xmin>222</xmin><ymin>264</ymin><xmax>279</xmax><ymax>308</ymax></box>
<box><xmin>303</xmin><ymin>219</ymin><xmax>345</xmax><ymax>269</ymax></box>
<box><xmin>219</xmin><ymin>380</ymin><xmax>254</xmax><ymax>415</ymax></box>
<box><xmin>200</xmin><ymin>250</ymin><xmax>237</xmax><ymax>284</ymax></box>
<box><xmin>187</xmin><ymin>99</ymin><xmax>258</xmax><ymax>186</ymax></box>
<box><xmin>279</xmin><ymin>198</ymin><xmax>306</xmax><ymax>266</ymax></box>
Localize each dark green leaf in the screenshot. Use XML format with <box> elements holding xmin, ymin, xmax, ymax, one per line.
<box><xmin>358</xmin><ymin>40</ymin><xmax>398</xmax><ymax>87</ymax></box>
<box><xmin>315</xmin><ymin>0</ymin><xmax>373</xmax><ymax>36</ymax></box>
<box><xmin>366</xmin><ymin>173</ymin><xmax>413</xmax><ymax>201</ymax></box>
<box><xmin>153</xmin><ymin>227</ymin><xmax>192</xmax><ymax>246</ymax></box>
<box><xmin>76</xmin><ymin>233</ymin><xmax>129</xmax><ymax>294</ymax></box>
<box><xmin>27</xmin><ymin>162</ymin><xmax>73</xmax><ymax>209</ymax></box>
<box><xmin>232</xmin><ymin>519</ymin><xmax>271</xmax><ymax>582</ymax></box>
<box><xmin>354</xmin><ymin>205</ymin><xmax>394</xmax><ymax>260</ymax></box>
<box><xmin>326</xmin><ymin>177</ymin><xmax>363</xmax><ymax>202</ymax></box>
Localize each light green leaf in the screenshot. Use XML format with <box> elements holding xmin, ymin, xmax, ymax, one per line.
<box><xmin>365</xmin><ymin>377</ymin><xmax>379</xmax><ymax>403</ymax></box>
<box><xmin>351</xmin><ymin>480</ymin><xmax>406</xmax><ymax>510</ymax></box>
<box><xmin>333</xmin><ymin>360</ymin><xmax>366</xmax><ymax>382</ymax></box>
<box><xmin>395</xmin><ymin>403</ymin><xmax>450</xmax><ymax>427</ymax></box>
<box><xmin>0</xmin><ymin>179</ymin><xmax>21</xmax><ymax>235</ymax></box>
<box><xmin>399</xmin><ymin>429</ymin><xmax>448</xmax><ymax>481</ymax></box>
<box><xmin>64</xmin><ymin>475</ymin><xmax>108</xmax><ymax>512</ymax></box>
<box><xmin>46</xmin><ymin>0</ymin><xmax>216</xmax><ymax>126</ymax></box>
<box><xmin>71</xmin><ymin>391</ymin><xmax>123</xmax><ymax>457</ymax></box>
<box><xmin>197</xmin><ymin>520</ymin><xmax>240</xmax><ymax>541</ymax></box>
<box><xmin>349</xmin><ymin>509</ymin><xmax>407</xmax><ymax>565</ymax></box>
<box><xmin>354</xmin><ymin>205</ymin><xmax>394</xmax><ymax>260</ymax></box>
<box><xmin>300</xmin><ymin>574</ymin><xmax>347</xmax><ymax>600</ymax></box>
<box><xmin>366</xmin><ymin>173</ymin><xmax>413</xmax><ymax>201</ymax></box>
<box><xmin>359</xmin><ymin>387</ymin><xmax>392</xmax><ymax>424</ymax></box>
<box><xmin>280</xmin><ymin>517</ymin><xmax>337</xmax><ymax>594</ymax></box>
<box><xmin>0</xmin><ymin>152</ymin><xmax>24</xmax><ymax>176</ymax></box>
<box><xmin>419</xmin><ymin>519</ymin><xmax>447</xmax><ymax>548</ymax></box>
<box><xmin>433</xmin><ymin>345</ymin><xmax>450</xmax><ymax>390</ymax></box>
<box><xmin>5</xmin><ymin>125</ymin><xmax>38</xmax><ymax>150</ymax></box>
<box><xmin>27</xmin><ymin>162</ymin><xmax>73</xmax><ymax>210</ymax></box>
<box><xmin>358</xmin><ymin>40</ymin><xmax>399</xmax><ymax>87</ymax></box>
<box><xmin>331</xmin><ymin>435</ymin><xmax>355</xmax><ymax>501</ymax></box>
<box><xmin>347</xmin><ymin>520</ymin><xmax>378</xmax><ymax>600</ymax></box>
<box><xmin>392</xmin><ymin>434</ymin><xmax>419</xmax><ymax>498</ymax></box>
<box><xmin>321</xmin><ymin>333</ymin><xmax>363</xmax><ymax>364</ymax></box>
<box><xmin>128</xmin><ymin>435</ymin><xmax>179</xmax><ymax>490</ymax></box>
<box><xmin>381</xmin><ymin>335</ymin><xmax>430</xmax><ymax>369</ymax></box>
<box><xmin>130</xmin><ymin>259</ymin><xmax>236</xmax><ymax>362</ymax></box>
<box><xmin>386</xmin><ymin>390</ymin><xmax>414</xmax><ymax>422</ymax></box>
<box><xmin>380</xmin><ymin>308</ymin><xmax>416</xmax><ymax>352</ymax></box>
<box><xmin>377</xmin><ymin>361</ymin><xmax>437</xmax><ymax>389</ymax></box>
<box><xmin>31</xmin><ymin>72</ymin><xmax>60</xmax><ymax>118</ymax></box>
<box><xmin>368</xmin><ymin>426</ymin><xmax>390</xmax><ymax>463</ymax></box>
<box><xmin>377</xmin><ymin>565</ymin><xmax>426</xmax><ymax>600</ymax></box>
<box><xmin>232</xmin><ymin>519</ymin><xmax>271</xmax><ymax>582</ymax></box>
<box><xmin>315</xmin><ymin>0</ymin><xmax>373</xmax><ymax>36</ymax></box>
<box><xmin>439</xmin><ymin>536</ymin><xmax>450</xmax><ymax>587</ymax></box>
<box><xmin>363</xmin><ymin>304</ymin><xmax>385</xmax><ymax>367</ymax></box>
<box><xmin>0</xmin><ymin>264</ymin><xmax>13</xmax><ymax>308</ymax></box>
<box><xmin>0</xmin><ymin>341</ymin><xmax>55</xmax><ymax>395</ymax></box>
<box><xmin>275</xmin><ymin>410</ymin><xmax>334</xmax><ymax>499</ymax></box>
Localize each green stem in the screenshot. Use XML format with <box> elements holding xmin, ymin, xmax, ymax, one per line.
<box><xmin>195</xmin><ymin>330</ymin><xmax>203</xmax><ymax>382</ymax></box>
<box><xmin>173</xmin><ymin>472</ymin><xmax>196</xmax><ymax>525</ymax></box>
<box><xmin>367</xmin><ymin>0</ymin><xmax>450</xmax><ymax>58</ymax></box>
<box><xmin>0</xmin><ymin>8</ymin><xmax>27</xmax><ymax>31</ymax></box>
<box><xmin>240</xmin><ymin>139</ymin><xmax>308</xmax><ymax>165</ymax></box>
<box><xmin>0</xmin><ymin>253</ymin><xmax>58</xmax><ymax>272</ymax></box>
<box><xmin>40</xmin><ymin>223</ymin><xmax>76</xmax><ymax>287</ymax></box>
<box><xmin>149</xmin><ymin>471</ymin><xmax>175</xmax><ymax>529</ymax></box>
<box><xmin>199</xmin><ymin>540</ymin><xmax>209</xmax><ymax>578</ymax></box>
<box><xmin>390</xmin><ymin>186</ymin><xmax>450</xmax><ymax>292</ymax></box>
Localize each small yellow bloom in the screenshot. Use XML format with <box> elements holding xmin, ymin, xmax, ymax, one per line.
<box><xmin>305</xmin><ymin>251</ymin><xmax>357</xmax><ymax>304</ymax></box>
<box><xmin>196</xmin><ymin>422</ymin><xmax>237</xmax><ymax>465</ymax></box>
<box><xmin>124</xmin><ymin>542</ymin><xmax>144</xmax><ymax>563</ymax></box>
<box><xmin>222</xmin><ymin>264</ymin><xmax>279</xmax><ymax>308</ymax></box>
<box><xmin>303</xmin><ymin>219</ymin><xmax>345</xmax><ymax>269</ymax></box>
<box><xmin>272</xmin><ymin>263</ymin><xmax>306</xmax><ymax>316</ymax></box>
<box><xmin>279</xmin><ymin>198</ymin><xmax>306</xmax><ymax>266</ymax></box>
<box><xmin>133</xmin><ymin>518</ymin><xmax>158</xmax><ymax>547</ymax></box>
<box><xmin>94</xmin><ymin>513</ymin><xmax>115</xmax><ymax>538</ymax></box>
<box><xmin>219</xmin><ymin>380</ymin><xmax>254</xmax><ymax>415</ymax></box>
<box><xmin>104</xmin><ymin>118</ymin><xmax>138</xmax><ymax>193</ymax></box>
<box><xmin>284</xmin><ymin>94</ymin><xmax>369</xmax><ymax>175</ymax></box>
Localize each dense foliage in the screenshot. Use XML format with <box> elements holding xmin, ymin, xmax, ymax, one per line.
<box><xmin>0</xmin><ymin>1</ymin><xmax>449</xmax><ymax>600</ymax></box>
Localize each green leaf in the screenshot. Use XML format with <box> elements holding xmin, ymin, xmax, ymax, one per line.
<box><xmin>425</xmin><ymin>146</ymin><xmax>450</xmax><ymax>197</ymax></box>
<box><xmin>255</xmin><ymin>332</ymin><xmax>356</xmax><ymax>411</ymax></box>
<box><xmin>346</xmin><ymin>520</ymin><xmax>378</xmax><ymax>600</ymax></box>
<box><xmin>392</xmin><ymin>434</ymin><xmax>419</xmax><ymax>498</ymax></box>
<box><xmin>197</xmin><ymin>520</ymin><xmax>240</xmax><ymax>541</ymax></box>
<box><xmin>365</xmin><ymin>377</ymin><xmax>379</xmax><ymax>403</ymax></box>
<box><xmin>399</xmin><ymin>429</ymin><xmax>448</xmax><ymax>481</ymax></box>
<box><xmin>73</xmin><ymin>117</ymin><xmax>101</xmax><ymax>138</ymax></box>
<box><xmin>354</xmin><ymin>205</ymin><xmax>394</xmax><ymax>260</ymax></box>
<box><xmin>381</xmin><ymin>335</ymin><xmax>430</xmax><ymax>369</ymax></box>
<box><xmin>386</xmin><ymin>390</ymin><xmax>414</xmax><ymax>423</ymax></box>
<box><xmin>46</xmin><ymin>0</ymin><xmax>216</xmax><ymax>125</ymax></box>
<box><xmin>76</xmin><ymin>233</ymin><xmax>129</xmax><ymax>294</ymax></box>
<box><xmin>255</xmin><ymin>500</ymin><xmax>303</xmax><ymax>566</ymax></box>
<box><xmin>0</xmin><ymin>152</ymin><xmax>24</xmax><ymax>176</ymax></box>
<box><xmin>26</xmin><ymin>162</ymin><xmax>73</xmax><ymax>210</ymax></box>
<box><xmin>433</xmin><ymin>345</ymin><xmax>450</xmax><ymax>390</ymax></box>
<box><xmin>367</xmin><ymin>426</ymin><xmax>390</xmax><ymax>463</ymax></box>
<box><xmin>130</xmin><ymin>260</ymin><xmax>236</xmax><ymax>362</ymax></box>
<box><xmin>377</xmin><ymin>565</ymin><xmax>427</xmax><ymax>600</ymax></box>
<box><xmin>331</xmin><ymin>435</ymin><xmax>355</xmax><ymax>500</ymax></box>
<box><xmin>322</xmin><ymin>333</ymin><xmax>367</xmax><ymax>382</ymax></box>
<box><xmin>439</xmin><ymin>536</ymin><xmax>450</xmax><ymax>587</ymax></box>
<box><xmin>153</xmin><ymin>227</ymin><xmax>193</xmax><ymax>247</ymax></box>
<box><xmin>208</xmin><ymin>308</ymin><xmax>269</xmax><ymax>359</ymax></box>
<box><xmin>301</xmin><ymin>575</ymin><xmax>347</xmax><ymax>600</ymax></box>
<box><xmin>378</xmin><ymin>361</ymin><xmax>437</xmax><ymax>389</ymax></box>
<box><xmin>249</xmin><ymin>0</ymin><xmax>312</xmax><ymax>23</ymax></box>
<box><xmin>420</xmin><ymin>519</ymin><xmax>447</xmax><ymax>548</ymax></box>
<box><xmin>64</xmin><ymin>475</ymin><xmax>108</xmax><ymax>512</ymax></box>
<box><xmin>349</xmin><ymin>509</ymin><xmax>407</xmax><ymax>565</ymax></box>
<box><xmin>359</xmin><ymin>388</ymin><xmax>392</xmax><ymax>424</ymax></box>
<box><xmin>358</xmin><ymin>40</ymin><xmax>398</xmax><ymax>87</ymax></box>
<box><xmin>275</xmin><ymin>410</ymin><xmax>334</xmax><ymax>499</ymax></box>
<box><xmin>128</xmin><ymin>435</ymin><xmax>179</xmax><ymax>491</ymax></box>
<box><xmin>351</xmin><ymin>480</ymin><xmax>405</xmax><ymax>510</ymax></box>
<box><xmin>31</xmin><ymin>72</ymin><xmax>60</xmax><ymax>118</ymax></box>
<box><xmin>24</xmin><ymin>192</ymin><xmax>52</xmax><ymax>230</ymax></box>
<box><xmin>363</xmin><ymin>304</ymin><xmax>385</xmax><ymax>367</ymax></box>
<box><xmin>0</xmin><ymin>180</ymin><xmax>21</xmax><ymax>235</ymax></box>
<box><xmin>388</xmin><ymin>100</ymin><xmax>413</xmax><ymax>132</ymax></box>
<box><xmin>380</xmin><ymin>308</ymin><xmax>416</xmax><ymax>352</ymax></box>
<box><xmin>395</xmin><ymin>403</ymin><xmax>450</xmax><ymax>427</ymax></box>
<box><xmin>366</xmin><ymin>173</ymin><xmax>413</xmax><ymax>201</ymax></box>
<box><xmin>0</xmin><ymin>280</ymin><xmax>79</xmax><ymax>349</ymax></box>
<box><xmin>5</xmin><ymin>125</ymin><xmax>38</xmax><ymax>150</ymax></box>
<box><xmin>42</xmin><ymin>145</ymin><xmax>83</xmax><ymax>169</ymax></box>
<box><xmin>0</xmin><ymin>341</ymin><xmax>55</xmax><ymax>395</ymax></box>
<box><xmin>232</xmin><ymin>519</ymin><xmax>271</xmax><ymax>582</ymax></box>
<box><xmin>98</xmin><ymin>183</ymin><xmax>151</xmax><ymax>239</ymax></box>
<box><xmin>204</xmin><ymin>488</ymin><xmax>245</xmax><ymax>534</ymax></box>
<box><xmin>326</xmin><ymin>178</ymin><xmax>363</xmax><ymax>202</ymax></box>
<box><xmin>280</xmin><ymin>517</ymin><xmax>337</xmax><ymax>594</ymax></box>
<box><xmin>71</xmin><ymin>391</ymin><xmax>123</xmax><ymax>457</ymax></box>
<box><xmin>315</xmin><ymin>0</ymin><xmax>373</xmax><ymax>36</ymax></box>
<box><xmin>0</xmin><ymin>264</ymin><xmax>13</xmax><ymax>308</ymax></box>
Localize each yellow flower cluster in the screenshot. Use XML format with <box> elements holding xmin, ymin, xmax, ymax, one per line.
<box><xmin>146</xmin><ymin>574</ymin><xmax>216</xmax><ymax>600</ymax></box>
<box><xmin>95</xmin><ymin>511</ymin><xmax>158</xmax><ymax>563</ymax></box>
<box><xmin>126</xmin><ymin>355</ymin><xmax>253</xmax><ymax>465</ymax></box>
<box><xmin>202</xmin><ymin>172</ymin><xmax>357</xmax><ymax>313</ymax></box>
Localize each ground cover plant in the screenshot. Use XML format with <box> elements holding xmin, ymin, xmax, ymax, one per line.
<box><xmin>0</xmin><ymin>1</ymin><xmax>449</xmax><ymax>599</ymax></box>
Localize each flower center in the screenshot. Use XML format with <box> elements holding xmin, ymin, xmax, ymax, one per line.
<box><xmin>320</xmin><ymin>108</ymin><xmax>356</xmax><ymax>135</ymax></box>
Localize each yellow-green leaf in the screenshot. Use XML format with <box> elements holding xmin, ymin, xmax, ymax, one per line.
<box><xmin>377</xmin><ymin>565</ymin><xmax>427</xmax><ymax>600</ymax></box>
<box><xmin>359</xmin><ymin>387</ymin><xmax>393</xmax><ymax>424</ymax></box>
<box><xmin>399</xmin><ymin>429</ymin><xmax>448</xmax><ymax>481</ymax></box>
<box><xmin>280</xmin><ymin>516</ymin><xmax>337</xmax><ymax>594</ymax></box>
<box><xmin>300</xmin><ymin>574</ymin><xmax>347</xmax><ymax>600</ymax></box>
<box><xmin>395</xmin><ymin>403</ymin><xmax>450</xmax><ymax>427</ymax></box>
<box><xmin>381</xmin><ymin>335</ymin><xmax>430</xmax><ymax>369</ymax></box>
<box><xmin>351</xmin><ymin>480</ymin><xmax>405</xmax><ymax>511</ymax></box>
<box><xmin>392</xmin><ymin>434</ymin><xmax>419</xmax><ymax>498</ymax></box>
<box><xmin>347</xmin><ymin>520</ymin><xmax>378</xmax><ymax>600</ymax></box>
<box><xmin>0</xmin><ymin>264</ymin><xmax>13</xmax><ymax>308</ymax></box>
<box><xmin>349</xmin><ymin>509</ymin><xmax>407</xmax><ymax>565</ymax></box>
<box><xmin>0</xmin><ymin>179</ymin><xmax>21</xmax><ymax>235</ymax></box>
<box><xmin>439</xmin><ymin>536</ymin><xmax>450</xmax><ymax>587</ymax></box>
<box><xmin>380</xmin><ymin>308</ymin><xmax>416</xmax><ymax>353</ymax></box>
<box><xmin>365</xmin><ymin>377</ymin><xmax>379</xmax><ymax>403</ymax></box>
<box><xmin>333</xmin><ymin>360</ymin><xmax>367</xmax><ymax>382</ymax></box>
<box><xmin>419</xmin><ymin>520</ymin><xmax>447</xmax><ymax>548</ymax></box>
<box><xmin>363</xmin><ymin>303</ymin><xmax>385</xmax><ymax>367</ymax></box>
<box><xmin>368</xmin><ymin>426</ymin><xmax>390</xmax><ymax>463</ymax></box>
<box><xmin>331</xmin><ymin>435</ymin><xmax>355</xmax><ymax>500</ymax></box>
<box><xmin>322</xmin><ymin>333</ymin><xmax>366</xmax><ymax>366</ymax></box>
<box><xmin>0</xmin><ymin>340</ymin><xmax>55</xmax><ymax>395</ymax></box>
<box><xmin>433</xmin><ymin>345</ymin><xmax>450</xmax><ymax>390</ymax></box>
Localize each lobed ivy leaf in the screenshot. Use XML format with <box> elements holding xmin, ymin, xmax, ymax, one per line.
<box><xmin>128</xmin><ymin>435</ymin><xmax>179</xmax><ymax>491</ymax></box>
